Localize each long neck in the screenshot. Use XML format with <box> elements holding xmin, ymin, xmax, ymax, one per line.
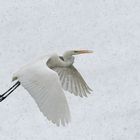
<box><xmin>63</xmin><ymin>51</ymin><xmax>74</xmax><ymax>60</ymax></box>
<box><xmin>59</xmin><ymin>56</ymin><xmax>74</xmax><ymax>67</ymax></box>
<box><xmin>63</xmin><ymin>51</ymin><xmax>75</xmax><ymax>65</ymax></box>
<box><xmin>47</xmin><ymin>54</ymin><xmax>74</xmax><ymax>68</ymax></box>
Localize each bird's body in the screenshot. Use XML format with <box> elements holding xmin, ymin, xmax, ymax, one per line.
<box><xmin>13</xmin><ymin>55</ymin><xmax>70</xmax><ymax>126</ymax></box>
<box><xmin>0</xmin><ymin>50</ymin><xmax>93</xmax><ymax>126</ymax></box>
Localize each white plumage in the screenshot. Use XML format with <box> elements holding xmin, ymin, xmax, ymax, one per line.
<box><xmin>15</xmin><ymin>58</ymin><xmax>70</xmax><ymax>126</ymax></box>
<box><xmin>0</xmin><ymin>50</ymin><xmax>93</xmax><ymax>126</ymax></box>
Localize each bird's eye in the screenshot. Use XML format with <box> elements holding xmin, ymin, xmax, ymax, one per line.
<box><xmin>74</xmin><ymin>51</ymin><xmax>78</xmax><ymax>53</ymax></box>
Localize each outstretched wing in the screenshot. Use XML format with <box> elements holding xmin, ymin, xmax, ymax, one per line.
<box><xmin>51</xmin><ymin>65</ymin><xmax>92</xmax><ymax>97</ymax></box>
<box><xmin>17</xmin><ymin>60</ymin><xmax>70</xmax><ymax>126</ymax></box>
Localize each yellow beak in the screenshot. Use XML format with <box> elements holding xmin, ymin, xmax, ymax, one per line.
<box><xmin>74</xmin><ymin>50</ymin><xmax>93</xmax><ymax>55</ymax></box>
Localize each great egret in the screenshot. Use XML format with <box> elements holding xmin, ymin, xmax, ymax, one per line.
<box><xmin>0</xmin><ymin>50</ymin><xmax>93</xmax><ymax>126</ymax></box>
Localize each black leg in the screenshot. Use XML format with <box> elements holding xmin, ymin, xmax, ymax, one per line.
<box><xmin>0</xmin><ymin>81</ymin><xmax>20</xmax><ymax>102</ymax></box>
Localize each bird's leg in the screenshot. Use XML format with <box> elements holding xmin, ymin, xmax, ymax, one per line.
<box><xmin>0</xmin><ymin>81</ymin><xmax>20</xmax><ymax>102</ymax></box>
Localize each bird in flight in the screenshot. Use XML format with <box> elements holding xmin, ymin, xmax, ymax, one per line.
<box><xmin>0</xmin><ymin>50</ymin><xmax>93</xmax><ymax>126</ymax></box>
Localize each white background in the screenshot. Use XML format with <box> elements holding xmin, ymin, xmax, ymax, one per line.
<box><xmin>0</xmin><ymin>0</ymin><xmax>140</xmax><ymax>140</ymax></box>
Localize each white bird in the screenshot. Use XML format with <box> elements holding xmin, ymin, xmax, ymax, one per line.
<box><xmin>0</xmin><ymin>50</ymin><xmax>93</xmax><ymax>126</ymax></box>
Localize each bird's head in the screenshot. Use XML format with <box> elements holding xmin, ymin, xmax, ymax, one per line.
<box><xmin>47</xmin><ymin>50</ymin><xmax>93</xmax><ymax>68</ymax></box>
<box><xmin>62</xmin><ymin>49</ymin><xmax>93</xmax><ymax>65</ymax></box>
<box><xmin>63</xmin><ymin>49</ymin><xmax>93</xmax><ymax>59</ymax></box>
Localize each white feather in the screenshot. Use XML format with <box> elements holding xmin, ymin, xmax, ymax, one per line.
<box><xmin>13</xmin><ymin>57</ymin><xmax>70</xmax><ymax>126</ymax></box>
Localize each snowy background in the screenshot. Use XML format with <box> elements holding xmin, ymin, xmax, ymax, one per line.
<box><xmin>0</xmin><ymin>0</ymin><xmax>140</xmax><ymax>140</ymax></box>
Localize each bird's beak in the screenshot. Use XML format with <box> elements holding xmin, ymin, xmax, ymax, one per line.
<box><xmin>74</xmin><ymin>50</ymin><xmax>93</xmax><ymax>55</ymax></box>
